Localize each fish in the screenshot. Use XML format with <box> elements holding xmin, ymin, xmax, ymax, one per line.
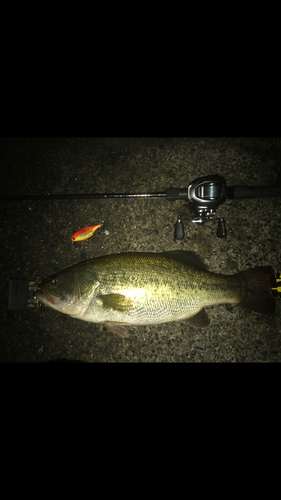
<box><xmin>35</xmin><ymin>251</ymin><xmax>276</xmax><ymax>338</ymax></box>
<box><xmin>71</xmin><ymin>224</ymin><xmax>102</xmax><ymax>242</ymax></box>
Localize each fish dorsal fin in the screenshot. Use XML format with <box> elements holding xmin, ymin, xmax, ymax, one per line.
<box><xmin>162</xmin><ymin>251</ymin><xmax>207</xmax><ymax>270</ymax></box>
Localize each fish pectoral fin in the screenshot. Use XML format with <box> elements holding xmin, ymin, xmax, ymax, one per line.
<box><xmin>96</xmin><ymin>293</ymin><xmax>133</xmax><ymax>312</ymax></box>
<box><xmin>104</xmin><ymin>322</ymin><xmax>130</xmax><ymax>338</ymax></box>
<box><xmin>185</xmin><ymin>309</ymin><xmax>210</xmax><ymax>328</ymax></box>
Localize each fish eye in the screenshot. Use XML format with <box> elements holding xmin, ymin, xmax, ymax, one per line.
<box><xmin>51</xmin><ymin>277</ymin><xmax>58</xmax><ymax>284</ymax></box>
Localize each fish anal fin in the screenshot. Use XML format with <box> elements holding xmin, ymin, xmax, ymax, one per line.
<box><xmin>185</xmin><ymin>309</ymin><xmax>210</xmax><ymax>328</ymax></box>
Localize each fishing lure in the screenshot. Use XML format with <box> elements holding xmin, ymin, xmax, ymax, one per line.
<box><xmin>72</xmin><ymin>224</ymin><xmax>102</xmax><ymax>242</ymax></box>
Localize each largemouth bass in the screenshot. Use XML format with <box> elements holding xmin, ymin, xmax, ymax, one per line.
<box><xmin>35</xmin><ymin>251</ymin><xmax>276</xmax><ymax>337</ymax></box>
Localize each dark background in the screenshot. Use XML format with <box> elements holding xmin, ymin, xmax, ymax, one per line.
<box><xmin>0</xmin><ymin>137</ymin><xmax>280</xmax><ymax>362</ymax></box>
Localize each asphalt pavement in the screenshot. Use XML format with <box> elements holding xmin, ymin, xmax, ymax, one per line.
<box><xmin>0</xmin><ymin>137</ymin><xmax>280</xmax><ymax>362</ymax></box>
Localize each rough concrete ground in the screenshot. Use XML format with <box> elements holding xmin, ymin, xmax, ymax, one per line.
<box><xmin>0</xmin><ymin>137</ymin><xmax>280</xmax><ymax>362</ymax></box>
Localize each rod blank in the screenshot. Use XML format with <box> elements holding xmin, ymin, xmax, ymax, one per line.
<box><xmin>0</xmin><ymin>192</ymin><xmax>167</xmax><ymax>201</ymax></box>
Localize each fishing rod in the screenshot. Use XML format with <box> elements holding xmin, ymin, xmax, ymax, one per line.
<box><xmin>1</xmin><ymin>173</ymin><xmax>281</xmax><ymax>239</ymax></box>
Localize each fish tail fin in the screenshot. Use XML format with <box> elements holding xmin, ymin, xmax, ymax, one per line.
<box><xmin>237</xmin><ymin>266</ymin><xmax>276</xmax><ymax>314</ymax></box>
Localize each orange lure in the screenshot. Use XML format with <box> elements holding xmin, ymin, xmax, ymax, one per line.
<box><xmin>72</xmin><ymin>224</ymin><xmax>102</xmax><ymax>242</ymax></box>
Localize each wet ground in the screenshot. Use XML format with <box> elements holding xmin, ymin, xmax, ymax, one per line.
<box><xmin>0</xmin><ymin>137</ymin><xmax>280</xmax><ymax>362</ymax></box>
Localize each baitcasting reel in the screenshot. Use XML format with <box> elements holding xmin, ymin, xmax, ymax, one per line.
<box><xmin>174</xmin><ymin>175</ymin><xmax>228</xmax><ymax>239</ymax></box>
<box><xmin>173</xmin><ymin>173</ymin><xmax>281</xmax><ymax>240</ymax></box>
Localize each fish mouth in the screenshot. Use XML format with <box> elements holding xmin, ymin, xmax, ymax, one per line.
<box><xmin>35</xmin><ymin>286</ymin><xmax>58</xmax><ymax>306</ymax></box>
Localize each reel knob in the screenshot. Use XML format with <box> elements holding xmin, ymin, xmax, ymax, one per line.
<box><xmin>174</xmin><ymin>220</ymin><xmax>184</xmax><ymax>240</ymax></box>
<box><xmin>217</xmin><ymin>218</ymin><xmax>227</xmax><ymax>238</ymax></box>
